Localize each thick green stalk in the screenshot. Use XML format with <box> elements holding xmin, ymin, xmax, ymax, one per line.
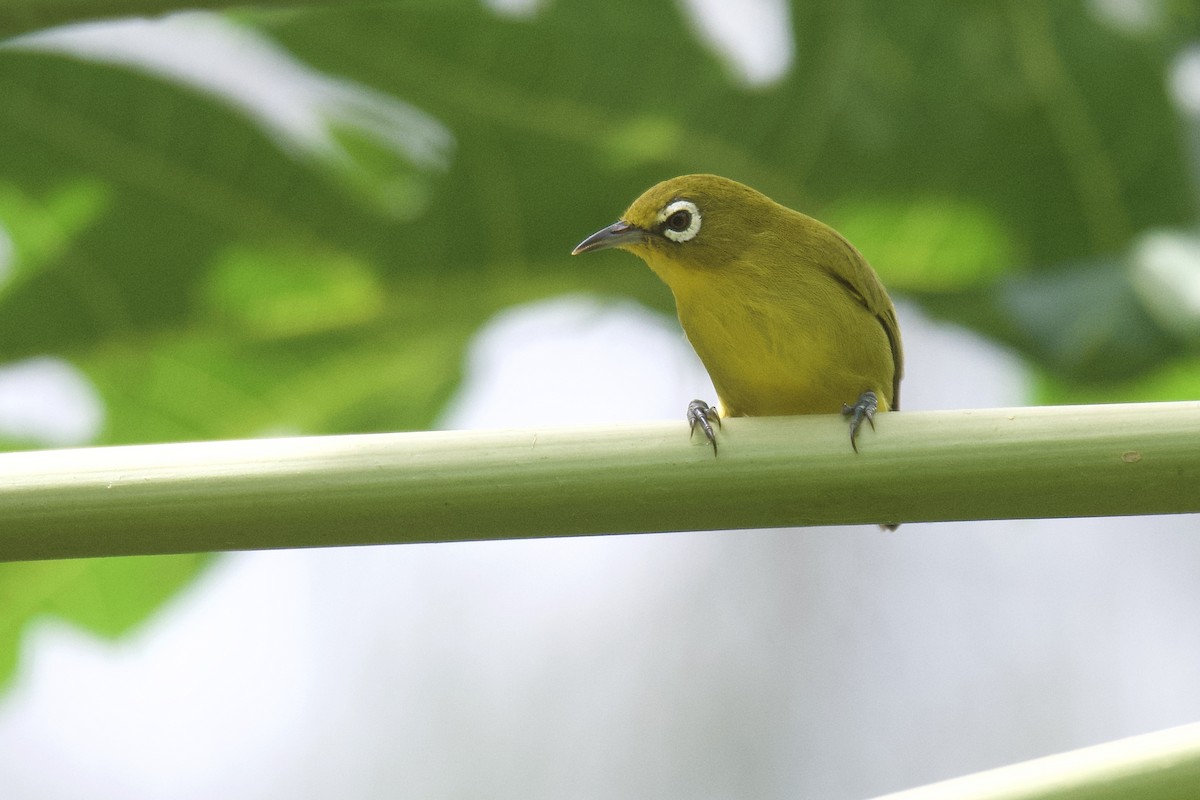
<box><xmin>0</xmin><ymin>401</ymin><xmax>1196</xmax><ymax>562</ymax></box>
<box><xmin>871</xmin><ymin>720</ymin><xmax>1200</xmax><ymax>800</ymax></box>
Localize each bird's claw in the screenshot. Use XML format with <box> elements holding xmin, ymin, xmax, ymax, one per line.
<box><xmin>687</xmin><ymin>399</ymin><xmax>721</xmax><ymax>455</ymax></box>
<box><xmin>841</xmin><ymin>391</ymin><xmax>878</xmax><ymax>453</ymax></box>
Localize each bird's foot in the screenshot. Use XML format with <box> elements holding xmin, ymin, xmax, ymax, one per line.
<box><xmin>687</xmin><ymin>399</ymin><xmax>721</xmax><ymax>455</ymax></box>
<box><xmin>841</xmin><ymin>391</ymin><xmax>878</xmax><ymax>453</ymax></box>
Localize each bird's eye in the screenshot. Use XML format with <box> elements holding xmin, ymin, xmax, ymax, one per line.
<box><xmin>666</xmin><ymin>209</ymin><xmax>691</xmax><ymax>231</ymax></box>
<box><xmin>657</xmin><ymin>200</ymin><xmax>702</xmax><ymax>243</ymax></box>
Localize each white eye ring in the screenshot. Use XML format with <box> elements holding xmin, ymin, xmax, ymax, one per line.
<box><xmin>657</xmin><ymin>199</ymin><xmax>701</xmax><ymax>243</ymax></box>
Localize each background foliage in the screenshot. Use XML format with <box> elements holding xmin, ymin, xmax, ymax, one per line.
<box><xmin>0</xmin><ymin>0</ymin><xmax>1199</xmax><ymax>688</ymax></box>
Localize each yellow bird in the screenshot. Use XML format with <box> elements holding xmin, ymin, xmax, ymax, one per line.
<box><xmin>572</xmin><ymin>174</ymin><xmax>902</xmax><ymax>454</ymax></box>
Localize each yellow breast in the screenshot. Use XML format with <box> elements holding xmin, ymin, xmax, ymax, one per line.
<box><xmin>645</xmin><ymin>249</ymin><xmax>896</xmax><ymax>418</ymax></box>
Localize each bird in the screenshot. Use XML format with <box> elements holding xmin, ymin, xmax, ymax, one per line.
<box><xmin>571</xmin><ymin>174</ymin><xmax>902</xmax><ymax>455</ymax></box>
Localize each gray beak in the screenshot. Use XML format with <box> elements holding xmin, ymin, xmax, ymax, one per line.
<box><xmin>571</xmin><ymin>220</ymin><xmax>648</xmax><ymax>255</ymax></box>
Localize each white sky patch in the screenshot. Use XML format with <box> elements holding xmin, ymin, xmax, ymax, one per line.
<box><xmin>679</xmin><ymin>0</ymin><xmax>794</xmax><ymax>86</ymax></box>
<box><xmin>893</xmin><ymin>300</ymin><xmax>1029</xmax><ymax>411</ymax></box>
<box><xmin>1131</xmin><ymin>229</ymin><xmax>1200</xmax><ymax>339</ymax></box>
<box><xmin>0</xmin><ymin>357</ymin><xmax>104</xmax><ymax>447</ymax></box>
<box><xmin>481</xmin><ymin>0</ymin><xmax>793</xmax><ymax>85</ymax></box>
<box><xmin>5</xmin><ymin>13</ymin><xmax>452</xmax><ymax>178</ymax></box>
<box><xmin>1169</xmin><ymin>45</ymin><xmax>1200</xmax><ymax>116</ymax></box>
<box><xmin>438</xmin><ymin>295</ymin><xmax>715</xmax><ymax>429</ymax></box>
<box><xmin>482</xmin><ymin>0</ymin><xmax>544</xmax><ymax>18</ymax></box>
<box><xmin>0</xmin><ymin>553</ymin><xmax>319</xmax><ymax>800</ymax></box>
<box><xmin>1087</xmin><ymin>0</ymin><xmax>1163</xmax><ymax>34</ymax></box>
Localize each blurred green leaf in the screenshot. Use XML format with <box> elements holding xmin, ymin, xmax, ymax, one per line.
<box><xmin>202</xmin><ymin>245</ymin><xmax>385</xmax><ymax>338</ymax></box>
<box><xmin>1037</xmin><ymin>353</ymin><xmax>1200</xmax><ymax>405</ymax></box>
<box><xmin>920</xmin><ymin>261</ymin><xmax>1180</xmax><ymax>383</ymax></box>
<box><xmin>0</xmin><ymin>180</ymin><xmax>110</xmax><ymax>289</ymax></box>
<box><xmin>825</xmin><ymin>196</ymin><xmax>1018</xmax><ymax>291</ymax></box>
<box><xmin>1129</xmin><ymin>229</ymin><xmax>1200</xmax><ymax>341</ymax></box>
<box><xmin>0</xmin><ymin>554</ymin><xmax>209</xmax><ymax>686</ymax></box>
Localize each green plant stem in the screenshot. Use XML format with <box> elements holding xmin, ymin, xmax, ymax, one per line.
<box><xmin>0</xmin><ymin>401</ymin><xmax>1197</xmax><ymax>562</ymax></box>
<box><xmin>870</xmin><ymin>720</ymin><xmax>1200</xmax><ymax>800</ymax></box>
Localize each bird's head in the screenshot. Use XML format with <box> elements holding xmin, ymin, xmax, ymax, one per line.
<box><xmin>571</xmin><ymin>174</ymin><xmax>779</xmax><ymax>278</ymax></box>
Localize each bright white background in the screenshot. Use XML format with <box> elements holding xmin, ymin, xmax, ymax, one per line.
<box><xmin>2</xmin><ymin>2</ymin><xmax>1200</xmax><ymax>798</ymax></box>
